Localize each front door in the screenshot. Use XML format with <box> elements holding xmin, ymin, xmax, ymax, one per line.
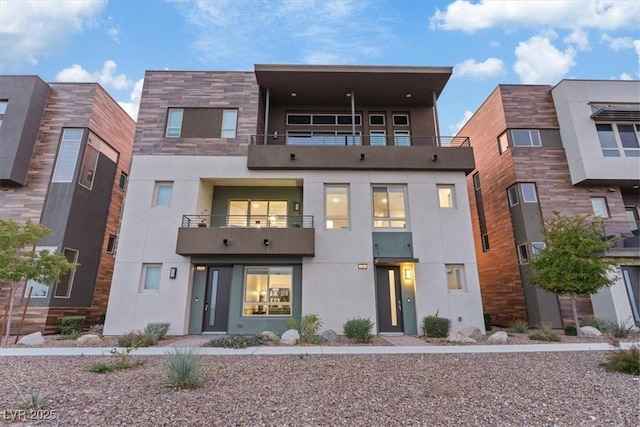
<box><xmin>202</xmin><ymin>266</ymin><xmax>232</xmax><ymax>332</ymax></box>
<box><xmin>375</xmin><ymin>266</ymin><xmax>404</xmax><ymax>333</ymax></box>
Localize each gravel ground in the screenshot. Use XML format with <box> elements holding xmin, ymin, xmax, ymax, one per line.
<box><xmin>0</xmin><ymin>351</ymin><xmax>638</xmax><ymax>426</ymax></box>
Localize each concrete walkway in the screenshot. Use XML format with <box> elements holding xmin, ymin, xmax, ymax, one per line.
<box><xmin>379</xmin><ymin>334</ymin><xmax>431</xmax><ymax>346</ymax></box>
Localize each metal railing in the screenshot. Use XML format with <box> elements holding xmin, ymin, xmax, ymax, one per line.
<box><xmin>181</xmin><ymin>215</ymin><xmax>314</xmax><ymax>229</ymax></box>
<box><xmin>600</xmin><ymin>221</ymin><xmax>640</xmax><ymax>249</ymax></box>
<box><xmin>250</xmin><ymin>134</ymin><xmax>470</xmax><ymax>147</ymax></box>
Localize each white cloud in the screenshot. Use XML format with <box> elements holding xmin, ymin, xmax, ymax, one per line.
<box><xmin>620</xmin><ymin>73</ymin><xmax>633</xmax><ymax>80</ymax></box>
<box><xmin>430</xmin><ymin>0</ymin><xmax>640</xmax><ymax>33</ymax></box>
<box><xmin>118</xmin><ymin>78</ymin><xmax>144</xmax><ymax>121</ymax></box>
<box><xmin>513</xmin><ymin>34</ymin><xmax>576</xmax><ymax>84</ymax></box>
<box><xmin>450</xmin><ymin>110</ymin><xmax>474</xmax><ymax>134</ymax></box>
<box><xmin>0</xmin><ymin>0</ymin><xmax>106</xmax><ymax>70</ymax></box>
<box><xmin>489</xmin><ymin>41</ymin><xmax>500</xmax><ymax>47</ymax></box>
<box><xmin>56</xmin><ymin>60</ymin><xmax>133</xmax><ymax>91</ymax></box>
<box><xmin>601</xmin><ymin>34</ymin><xmax>635</xmax><ymax>51</ymax></box>
<box><xmin>107</xmin><ymin>26</ymin><xmax>120</xmax><ymax>43</ymax></box>
<box><xmin>564</xmin><ymin>28</ymin><xmax>589</xmax><ymax>51</ymax></box>
<box><xmin>454</xmin><ymin>58</ymin><xmax>505</xmax><ymax>79</ymax></box>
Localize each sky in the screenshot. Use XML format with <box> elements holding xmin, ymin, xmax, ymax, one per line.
<box><xmin>1</xmin><ymin>0</ymin><xmax>639</xmax><ymax>134</ymax></box>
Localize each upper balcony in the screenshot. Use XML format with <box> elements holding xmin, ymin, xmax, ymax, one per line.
<box><xmin>601</xmin><ymin>220</ymin><xmax>640</xmax><ymax>257</ymax></box>
<box><xmin>176</xmin><ymin>214</ymin><xmax>315</xmax><ymax>257</ymax></box>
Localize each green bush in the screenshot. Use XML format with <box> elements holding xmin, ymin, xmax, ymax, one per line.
<box><xmin>582</xmin><ymin>317</ymin><xmax>609</xmax><ymax>333</ymax></box>
<box><xmin>60</xmin><ymin>316</ymin><xmax>85</xmax><ymax>336</ymax></box>
<box><xmin>483</xmin><ymin>313</ymin><xmax>493</xmax><ymax>331</ymax></box>
<box><xmin>343</xmin><ymin>317</ymin><xmax>374</xmax><ymax>343</ymax></box>
<box><xmin>564</xmin><ymin>324</ymin><xmax>578</xmax><ymax>336</ymax></box>
<box><xmin>529</xmin><ymin>324</ymin><xmax>561</xmax><ymax>342</ymax></box>
<box><xmin>164</xmin><ymin>347</ymin><xmax>204</xmax><ymax>390</ymax></box>
<box><xmin>288</xmin><ymin>314</ymin><xmax>323</xmax><ymax>343</ymax></box>
<box><xmin>144</xmin><ymin>322</ymin><xmax>171</xmax><ymax>341</ymax></box>
<box><xmin>98</xmin><ymin>312</ymin><xmax>106</xmax><ymax>325</ymax></box>
<box><xmin>600</xmin><ymin>347</ymin><xmax>640</xmax><ymax>375</ymax></box>
<box><xmin>423</xmin><ymin>312</ymin><xmax>451</xmax><ymax>338</ymax></box>
<box><xmin>204</xmin><ymin>335</ymin><xmax>261</xmax><ymax>349</ymax></box>
<box><xmin>117</xmin><ymin>331</ymin><xmax>158</xmax><ymax>348</ymax></box>
<box><xmin>88</xmin><ymin>363</ymin><xmax>114</xmax><ymax>373</ymax></box>
<box><xmin>606</xmin><ymin>319</ymin><xmax>634</xmax><ymax>338</ymax></box>
<box><xmin>509</xmin><ymin>319</ymin><xmax>529</xmax><ymax>334</ymax></box>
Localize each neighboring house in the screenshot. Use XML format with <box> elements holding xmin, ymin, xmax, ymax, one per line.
<box><xmin>104</xmin><ymin>65</ymin><xmax>485</xmax><ymax>336</ymax></box>
<box><xmin>459</xmin><ymin>80</ymin><xmax>640</xmax><ymax>328</ymax></box>
<box><xmin>0</xmin><ymin>76</ymin><xmax>135</xmax><ymax>334</ymax></box>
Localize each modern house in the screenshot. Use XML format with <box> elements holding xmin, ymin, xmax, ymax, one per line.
<box><xmin>104</xmin><ymin>65</ymin><xmax>485</xmax><ymax>336</ymax></box>
<box><xmin>460</xmin><ymin>80</ymin><xmax>639</xmax><ymax>328</ymax></box>
<box><xmin>0</xmin><ymin>76</ymin><xmax>135</xmax><ymax>334</ymax></box>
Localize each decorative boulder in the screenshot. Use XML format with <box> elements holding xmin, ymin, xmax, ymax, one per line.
<box><xmin>280</xmin><ymin>329</ymin><xmax>300</xmax><ymax>346</ymax></box>
<box><xmin>320</xmin><ymin>329</ymin><xmax>339</xmax><ymax>342</ymax></box>
<box><xmin>77</xmin><ymin>334</ymin><xmax>102</xmax><ymax>345</ymax></box>
<box><xmin>260</xmin><ymin>331</ymin><xmax>278</xmax><ymax>343</ymax></box>
<box><xmin>580</xmin><ymin>326</ymin><xmax>602</xmax><ymax>336</ymax></box>
<box><xmin>458</xmin><ymin>326</ymin><xmax>484</xmax><ymax>340</ymax></box>
<box><xmin>446</xmin><ymin>332</ymin><xmax>476</xmax><ymax>344</ymax></box>
<box><xmin>17</xmin><ymin>331</ymin><xmax>44</xmax><ymax>346</ymax></box>
<box><xmin>488</xmin><ymin>331</ymin><xmax>509</xmax><ymax>343</ymax></box>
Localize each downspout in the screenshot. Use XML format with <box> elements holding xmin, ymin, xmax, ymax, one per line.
<box><xmin>350</xmin><ymin>89</ymin><xmax>355</xmax><ymax>145</ymax></box>
<box><xmin>432</xmin><ymin>89</ymin><xmax>441</xmax><ymax>146</ymax></box>
<box><xmin>263</xmin><ymin>87</ymin><xmax>270</xmax><ymax>145</ymax></box>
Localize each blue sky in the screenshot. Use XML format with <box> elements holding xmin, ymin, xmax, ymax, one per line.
<box><xmin>1</xmin><ymin>0</ymin><xmax>638</xmax><ymax>133</ymax></box>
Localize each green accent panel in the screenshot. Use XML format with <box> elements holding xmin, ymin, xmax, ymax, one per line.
<box><xmin>400</xmin><ymin>281</ymin><xmax>417</xmax><ymax>335</ymax></box>
<box><xmin>188</xmin><ymin>269</ymin><xmax>207</xmax><ymax>334</ymax></box>
<box><xmin>372</xmin><ymin>232</ymin><xmax>413</xmax><ymax>258</ymax></box>
<box><xmin>211</xmin><ymin>186</ymin><xmax>303</xmax><ymax>217</ymax></box>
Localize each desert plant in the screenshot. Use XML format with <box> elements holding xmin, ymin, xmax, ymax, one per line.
<box><xmin>582</xmin><ymin>317</ymin><xmax>610</xmax><ymax>333</ymax></box>
<box><xmin>89</xmin><ymin>324</ymin><xmax>104</xmax><ymax>335</ymax></box>
<box><xmin>423</xmin><ymin>311</ymin><xmax>451</xmax><ymax>338</ymax></box>
<box><xmin>606</xmin><ymin>318</ymin><xmax>634</xmax><ymax>338</ymax></box>
<box><xmin>144</xmin><ymin>322</ymin><xmax>171</xmax><ymax>341</ymax></box>
<box><xmin>117</xmin><ymin>331</ymin><xmax>157</xmax><ymax>348</ymax></box>
<box><xmin>56</xmin><ymin>331</ymin><xmax>81</xmax><ymax>340</ymax></box>
<box><xmin>600</xmin><ymin>346</ymin><xmax>640</xmax><ymax>375</ymax></box>
<box><xmin>204</xmin><ymin>335</ymin><xmax>261</xmax><ymax>349</ymax></box>
<box><xmin>110</xmin><ymin>346</ymin><xmax>137</xmax><ymax>369</ymax></box>
<box><xmin>564</xmin><ymin>324</ymin><xmax>578</xmax><ymax>336</ymax></box>
<box><xmin>509</xmin><ymin>319</ymin><xmax>529</xmax><ymax>334</ymax></box>
<box><xmin>343</xmin><ymin>317</ymin><xmax>374</xmax><ymax>343</ymax></box>
<box><xmin>483</xmin><ymin>313</ymin><xmax>493</xmax><ymax>331</ymax></box>
<box><xmin>164</xmin><ymin>347</ymin><xmax>204</xmax><ymax>390</ymax></box>
<box><xmin>88</xmin><ymin>362</ymin><xmax>114</xmax><ymax>373</ymax></box>
<box><xmin>18</xmin><ymin>391</ymin><xmax>49</xmax><ymax>410</ymax></box>
<box><xmin>529</xmin><ymin>324</ymin><xmax>561</xmax><ymax>342</ymax></box>
<box><xmin>98</xmin><ymin>312</ymin><xmax>107</xmax><ymax>325</ymax></box>
<box><xmin>60</xmin><ymin>316</ymin><xmax>85</xmax><ymax>336</ymax></box>
<box><xmin>288</xmin><ymin>314</ymin><xmax>323</xmax><ymax>343</ymax></box>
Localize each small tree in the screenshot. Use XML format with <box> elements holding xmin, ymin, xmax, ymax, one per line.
<box><xmin>0</xmin><ymin>219</ymin><xmax>77</xmax><ymax>347</ymax></box>
<box><xmin>530</xmin><ymin>212</ymin><xmax>618</xmax><ymax>337</ymax></box>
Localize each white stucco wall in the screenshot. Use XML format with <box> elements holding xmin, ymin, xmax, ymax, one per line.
<box><xmin>591</xmin><ymin>267</ymin><xmax>636</xmax><ymax>325</ymax></box>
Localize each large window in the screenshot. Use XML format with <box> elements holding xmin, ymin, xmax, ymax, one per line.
<box><xmin>512</xmin><ymin>130</ymin><xmax>541</xmax><ymax>147</ymax></box>
<box><xmin>154</xmin><ymin>182</ymin><xmax>173</xmax><ymax>206</ymax></box>
<box><xmin>228</xmin><ymin>200</ymin><xmax>287</xmax><ymax>228</ymax></box>
<box><xmin>437</xmin><ymin>185</ymin><xmax>456</xmax><ymax>208</ymax></box>
<box><xmin>372</xmin><ymin>186</ymin><xmax>407</xmax><ymax>228</ymax></box>
<box><xmin>166</xmin><ymin>108</ymin><xmax>238</xmax><ymax>138</ymax></box>
<box><xmin>243</xmin><ymin>267</ymin><xmax>292</xmax><ymax>316</ymax></box>
<box><xmin>325</xmin><ymin>185</ymin><xmax>349</xmax><ymax>229</ymax></box>
<box><xmin>446</xmin><ymin>264</ymin><xmax>466</xmax><ymax>291</ymax></box>
<box><xmin>24</xmin><ymin>246</ymin><xmax>57</xmax><ymax>298</ymax></box>
<box><xmin>52</xmin><ymin>129</ymin><xmax>84</xmax><ymax>182</ymax></box>
<box><xmin>54</xmin><ymin>248</ymin><xmax>79</xmax><ymax>298</ymax></box>
<box><xmin>221</xmin><ymin>109</ymin><xmax>238</xmax><ymax>138</ymax></box>
<box><xmin>287</xmin><ymin>131</ymin><xmax>361</xmax><ymax>146</ymax></box>
<box><xmin>141</xmin><ymin>264</ymin><xmax>161</xmax><ymax>291</ymax></box>
<box><xmin>596</xmin><ymin>123</ymin><xmax>640</xmax><ymax>157</ymax></box>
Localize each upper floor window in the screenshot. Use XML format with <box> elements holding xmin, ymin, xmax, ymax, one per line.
<box><xmin>437</xmin><ymin>185</ymin><xmax>456</xmax><ymax>208</ymax></box>
<box><xmin>325</xmin><ymin>185</ymin><xmax>350</xmax><ymax>229</ymax></box>
<box><xmin>154</xmin><ymin>181</ymin><xmax>173</xmax><ymax>206</ymax></box>
<box><xmin>369</xmin><ymin>114</ymin><xmax>385</xmax><ymax>126</ymax></box>
<box><xmin>0</xmin><ymin>100</ymin><xmax>7</xmax><ymax>129</ymax></box>
<box><xmin>498</xmin><ymin>132</ymin><xmax>509</xmax><ymax>154</ymax></box>
<box><xmin>393</xmin><ymin>114</ymin><xmax>409</xmax><ymax>126</ymax></box>
<box><xmin>24</xmin><ymin>246</ymin><xmax>57</xmax><ymax>298</ymax></box>
<box><xmin>228</xmin><ymin>200</ymin><xmax>288</xmax><ymax>228</ymax></box>
<box><xmin>119</xmin><ymin>172</ymin><xmax>128</xmax><ymax>190</ymax></box>
<box><xmin>512</xmin><ymin>130</ymin><xmax>541</xmax><ymax>147</ymax></box>
<box><xmin>370</xmin><ymin>130</ymin><xmax>386</xmax><ymax>146</ymax></box>
<box><xmin>52</xmin><ymin>128</ymin><xmax>84</xmax><ymax>183</ymax></box>
<box><xmin>221</xmin><ymin>109</ymin><xmax>238</xmax><ymax>138</ymax></box>
<box><xmin>507</xmin><ymin>185</ymin><xmax>519</xmax><ymax>206</ymax></box>
<box><xmin>166</xmin><ymin>108</ymin><xmax>238</xmax><ymax>138</ymax></box>
<box><xmin>393</xmin><ymin>131</ymin><xmax>410</xmax><ymax>147</ymax></box>
<box><xmin>521</xmin><ymin>183</ymin><xmax>538</xmax><ymax>203</ymax></box>
<box><xmin>54</xmin><ymin>248</ymin><xmax>79</xmax><ymax>298</ymax></box>
<box><xmin>287</xmin><ymin>113</ymin><xmax>361</xmax><ymax>126</ymax></box>
<box><xmin>472</xmin><ymin>172</ymin><xmax>481</xmax><ymax>190</ymax></box>
<box><xmin>596</xmin><ymin>123</ymin><xmax>640</xmax><ymax>157</ymax></box>
<box><xmin>141</xmin><ymin>264</ymin><xmax>162</xmax><ymax>292</ymax></box>
<box><xmin>166</xmin><ymin>109</ymin><xmax>183</xmax><ymax>137</ymax></box>
<box><xmin>591</xmin><ymin>197</ymin><xmax>609</xmax><ymax>218</ymax></box>
<box><xmin>372</xmin><ymin>185</ymin><xmax>407</xmax><ymax>228</ymax></box>
<box><xmin>446</xmin><ymin>264</ymin><xmax>466</xmax><ymax>291</ymax></box>
<box><xmin>287</xmin><ymin>131</ymin><xmax>361</xmax><ymax>146</ymax></box>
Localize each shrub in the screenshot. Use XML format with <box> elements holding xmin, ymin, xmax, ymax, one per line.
<box><xmin>606</xmin><ymin>319</ymin><xmax>634</xmax><ymax>338</ymax></box>
<box><xmin>582</xmin><ymin>317</ymin><xmax>609</xmax><ymax>333</ymax></box>
<box><xmin>423</xmin><ymin>311</ymin><xmax>451</xmax><ymax>338</ymax></box>
<box><xmin>18</xmin><ymin>391</ymin><xmax>49</xmax><ymax>410</ymax></box>
<box><xmin>288</xmin><ymin>314</ymin><xmax>323</xmax><ymax>343</ymax></box>
<box><xmin>88</xmin><ymin>363</ymin><xmax>114</xmax><ymax>373</ymax></box>
<box><xmin>60</xmin><ymin>316</ymin><xmax>85</xmax><ymax>336</ymax></box>
<box><xmin>564</xmin><ymin>324</ymin><xmax>578</xmax><ymax>336</ymax></box>
<box><xmin>89</xmin><ymin>324</ymin><xmax>104</xmax><ymax>335</ymax></box>
<box><xmin>98</xmin><ymin>312</ymin><xmax>106</xmax><ymax>325</ymax></box>
<box><xmin>600</xmin><ymin>346</ymin><xmax>640</xmax><ymax>375</ymax></box>
<box><xmin>509</xmin><ymin>319</ymin><xmax>529</xmax><ymax>334</ymax></box>
<box><xmin>110</xmin><ymin>346</ymin><xmax>137</xmax><ymax>369</ymax></box>
<box><xmin>117</xmin><ymin>331</ymin><xmax>157</xmax><ymax>348</ymax></box>
<box><xmin>204</xmin><ymin>335</ymin><xmax>261</xmax><ymax>349</ymax></box>
<box><xmin>343</xmin><ymin>317</ymin><xmax>374</xmax><ymax>343</ymax></box>
<box><xmin>483</xmin><ymin>313</ymin><xmax>493</xmax><ymax>331</ymax></box>
<box><xmin>164</xmin><ymin>347</ymin><xmax>204</xmax><ymax>390</ymax></box>
<box><xmin>144</xmin><ymin>322</ymin><xmax>171</xmax><ymax>341</ymax></box>
<box><xmin>529</xmin><ymin>324</ymin><xmax>561</xmax><ymax>342</ymax></box>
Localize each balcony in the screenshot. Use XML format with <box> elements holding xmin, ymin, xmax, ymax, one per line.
<box><xmin>247</xmin><ymin>134</ymin><xmax>474</xmax><ymax>173</ymax></box>
<box><xmin>176</xmin><ymin>215</ymin><xmax>315</xmax><ymax>257</ymax></box>
<box><xmin>601</xmin><ymin>221</ymin><xmax>640</xmax><ymax>254</ymax></box>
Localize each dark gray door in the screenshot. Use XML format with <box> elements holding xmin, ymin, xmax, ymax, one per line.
<box><xmin>376</xmin><ymin>266</ymin><xmax>404</xmax><ymax>333</ymax></box>
<box><xmin>202</xmin><ymin>267</ymin><xmax>232</xmax><ymax>332</ymax></box>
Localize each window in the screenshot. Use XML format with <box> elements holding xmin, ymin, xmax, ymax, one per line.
<box><xmin>591</xmin><ymin>197</ymin><xmax>609</xmax><ymax>217</ymax></box>
<box><xmin>372</xmin><ymin>186</ymin><xmax>407</xmax><ymax>228</ymax></box>
<box><xmin>154</xmin><ymin>182</ymin><xmax>173</xmax><ymax>206</ymax></box>
<box><xmin>0</xmin><ymin>100</ymin><xmax>6</xmax><ymax>129</ymax></box>
<box><xmin>394</xmin><ymin>131</ymin><xmax>410</xmax><ymax>146</ymax></box>
<box><xmin>52</xmin><ymin>128</ymin><xmax>84</xmax><ymax>182</ymax></box>
<box><xmin>119</xmin><ymin>172</ymin><xmax>128</xmax><ymax>190</ymax></box>
<box><xmin>325</xmin><ymin>185</ymin><xmax>349</xmax><ymax>229</ymax></box>
<box><xmin>243</xmin><ymin>267</ymin><xmax>292</xmax><ymax>316</ymax></box>
<box><xmin>287</xmin><ymin>131</ymin><xmax>361</xmax><ymax>146</ymax></box>
<box><xmin>531</xmin><ymin>242</ymin><xmax>546</xmax><ymax>256</ymax></box>
<box><xmin>511</xmin><ymin>130</ymin><xmax>541</xmax><ymax>147</ymax></box>
<box><xmin>437</xmin><ymin>185</ymin><xmax>456</xmax><ymax>208</ymax></box>
<box><xmin>228</xmin><ymin>200</ymin><xmax>288</xmax><ymax>228</ymax></box>
<box><xmin>287</xmin><ymin>113</ymin><xmax>361</xmax><ymax>126</ymax></box>
<box><xmin>498</xmin><ymin>132</ymin><xmax>509</xmax><ymax>154</ymax></box>
<box><xmin>141</xmin><ymin>264</ymin><xmax>161</xmax><ymax>291</ymax></box>
<box><xmin>596</xmin><ymin>123</ymin><xmax>640</xmax><ymax>157</ymax></box>
<box><xmin>78</xmin><ymin>136</ymin><xmax>99</xmax><ymax>190</ymax></box>
<box><xmin>446</xmin><ymin>264</ymin><xmax>466</xmax><ymax>291</ymax></box>
<box><xmin>54</xmin><ymin>248</ymin><xmax>79</xmax><ymax>298</ymax></box>
<box><xmin>481</xmin><ymin>233</ymin><xmax>490</xmax><ymax>252</ymax></box>
<box><xmin>393</xmin><ymin>114</ymin><xmax>409</xmax><ymax>126</ymax></box>
<box><xmin>507</xmin><ymin>185</ymin><xmax>519</xmax><ymax>206</ymax></box>
<box><xmin>221</xmin><ymin>109</ymin><xmax>238</xmax><ymax>138</ymax></box>
<box><xmin>166</xmin><ymin>109</ymin><xmax>183</xmax><ymax>137</ymax></box>
<box><xmin>473</xmin><ymin>173</ymin><xmax>481</xmax><ymax>190</ymax></box>
<box><xmin>370</xmin><ymin>130</ymin><xmax>386</xmax><ymax>146</ymax></box>
<box><xmin>521</xmin><ymin>183</ymin><xmax>538</xmax><ymax>203</ymax></box>
<box><xmin>517</xmin><ymin>244</ymin><xmax>529</xmax><ymax>264</ymax></box>
<box><xmin>369</xmin><ymin>114</ymin><xmax>385</xmax><ymax>126</ymax></box>
<box><xmin>107</xmin><ymin>235</ymin><xmax>117</xmax><ymax>254</ymax></box>
<box><xmin>24</xmin><ymin>246</ymin><xmax>57</xmax><ymax>298</ymax></box>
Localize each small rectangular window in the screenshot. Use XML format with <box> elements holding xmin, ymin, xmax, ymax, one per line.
<box><xmin>531</xmin><ymin>242</ymin><xmax>546</xmax><ymax>256</ymax></box>
<box><xmin>512</xmin><ymin>130</ymin><xmax>541</xmax><ymax>147</ymax></box>
<box><xmin>221</xmin><ymin>109</ymin><xmax>238</xmax><ymax>138</ymax></box>
<box><xmin>141</xmin><ymin>264</ymin><xmax>162</xmax><ymax>291</ymax></box>
<box><xmin>508</xmin><ymin>185</ymin><xmax>519</xmax><ymax>206</ymax></box>
<box><xmin>481</xmin><ymin>233</ymin><xmax>490</xmax><ymax>252</ymax></box>
<box><xmin>0</xmin><ymin>100</ymin><xmax>7</xmax><ymax>114</ymax></box>
<box><xmin>54</xmin><ymin>248</ymin><xmax>79</xmax><ymax>298</ymax></box>
<box><xmin>78</xmin><ymin>137</ymin><xmax>99</xmax><ymax>190</ymax></box>
<box><xmin>313</xmin><ymin>115</ymin><xmax>337</xmax><ymax>125</ymax></box>
<box><xmin>446</xmin><ymin>264</ymin><xmax>466</xmax><ymax>291</ymax></box>
<box><xmin>52</xmin><ymin>128</ymin><xmax>84</xmax><ymax>183</ymax></box>
<box><xmin>369</xmin><ymin>114</ymin><xmax>385</xmax><ymax>126</ymax></box>
<box><xmin>591</xmin><ymin>197</ymin><xmax>609</xmax><ymax>217</ymax></box>
<box><xmin>370</xmin><ymin>131</ymin><xmax>386</xmax><ymax>146</ymax></box>
<box><xmin>337</xmin><ymin>115</ymin><xmax>361</xmax><ymax>125</ymax></box>
<box><xmin>166</xmin><ymin>109</ymin><xmax>183</xmax><ymax>137</ymax></box>
<box><xmin>393</xmin><ymin>114</ymin><xmax>409</xmax><ymax>126</ymax></box>
<box><xmin>498</xmin><ymin>132</ymin><xmax>509</xmax><ymax>154</ymax></box>
<box><xmin>287</xmin><ymin>115</ymin><xmax>311</xmax><ymax>125</ymax></box>
<box><xmin>473</xmin><ymin>173</ymin><xmax>481</xmax><ymax>190</ymax></box>
<box><xmin>517</xmin><ymin>244</ymin><xmax>529</xmax><ymax>264</ymax></box>
<box><xmin>119</xmin><ymin>172</ymin><xmax>128</xmax><ymax>190</ymax></box>
<box><xmin>521</xmin><ymin>183</ymin><xmax>538</xmax><ymax>203</ymax></box>
<box><xmin>154</xmin><ymin>182</ymin><xmax>173</xmax><ymax>206</ymax></box>
<box><xmin>24</xmin><ymin>246</ymin><xmax>57</xmax><ymax>298</ymax></box>
<box><xmin>325</xmin><ymin>185</ymin><xmax>350</xmax><ymax>229</ymax></box>
<box><xmin>107</xmin><ymin>235</ymin><xmax>117</xmax><ymax>254</ymax></box>
<box><xmin>437</xmin><ymin>185</ymin><xmax>456</xmax><ymax>208</ymax></box>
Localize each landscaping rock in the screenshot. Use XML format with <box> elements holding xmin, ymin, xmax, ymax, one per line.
<box><xmin>280</xmin><ymin>329</ymin><xmax>300</xmax><ymax>345</ymax></box>
<box><xmin>77</xmin><ymin>334</ymin><xmax>102</xmax><ymax>345</ymax></box>
<box><xmin>488</xmin><ymin>331</ymin><xmax>509</xmax><ymax>343</ymax></box>
<box><xmin>446</xmin><ymin>332</ymin><xmax>476</xmax><ymax>344</ymax></box>
<box><xmin>458</xmin><ymin>326</ymin><xmax>483</xmax><ymax>340</ymax></box>
<box><xmin>580</xmin><ymin>326</ymin><xmax>602</xmax><ymax>336</ymax></box>
<box><xmin>260</xmin><ymin>331</ymin><xmax>278</xmax><ymax>343</ymax></box>
<box><xmin>17</xmin><ymin>331</ymin><xmax>44</xmax><ymax>346</ymax></box>
<box><xmin>320</xmin><ymin>329</ymin><xmax>339</xmax><ymax>342</ymax></box>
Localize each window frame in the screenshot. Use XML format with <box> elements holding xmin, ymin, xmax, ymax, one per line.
<box><xmin>437</xmin><ymin>184</ymin><xmax>456</xmax><ymax>208</ymax></box>
<box><xmin>372</xmin><ymin>185</ymin><xmax>408</xmax><ymax>229</ymax></box>
<box><xmin>119</xmin><ymin>172</ymin><xmax>128</xmax><ymax>190</ymax></box>
<box><xmin>517</xmin><ymin>244</ymin><xmax>529</xmax><ymax>264</ymax></box>
<box><xmin>531</xmin><ymin>242</ymin><xmax>546</xmax><ymax>257</ymax></box>
<box><xmin>107</xmin><ymin>235</ymin><xmax>117</xmax><ymax>254</ymax></box>
<box><xmin>227</xmin><ymin>200</ymin><xmax>288</xmax><ymax>228</ymax></box>
<box><xmin>154</xmin><ymin>181</ymin><xmax>173</xmax><ymax>207</ymax></box>
<box><xmin>498</xmin><ymin>132</ymin><xmax>509</xmax><ymax>154</ymax></box>
<box><xmin>141</xmin><ymin>264</ymin><xmax>162</xmax><ymax>292</ymax></box>
<box><xmin>24</xmin><ymin>246</ymin><xmax>57</xmax><ymax>298</ymax></box>
<box><xmin>445</xmin><ymin>264</ymin><xmax>466</xmax><ymax>292</ymax></box>
<box><xmin>591</xmin><ymin>197</ymin><xmax>610</xmax><ymax>218</ymax></box>
<box><xmin>325</xmin><ymin>184</ymin><xmax>350</xmax><ymax>230</ymax></box>
<box><xmin>392</xmin><ymin>114</ymin><xmax>409</xmax><ymax>126</ymax></box>
<box><xmin>393</xmin><ymin>131</ymin><xmax>410</xmax><ymax>146</ymax></box>
<box><xmin>595</xmin><ymin>122</ymin><xmax>640</xmax><ymax>157</ymax></box>
<box><xmin>507</xmin><ymin>185</ymin><xmax>519</xmax><ymax>207</ymax></box>
<box><xmin>221</xmin><ymin>109</ymin><xmax>238</xmax><ymax>138</ymax></box>
<box><xmin>242</xmin><ymin>266</ymin><xmax>293</xmax><ymax>317</ymax></box>
<box><xmin>520</xmin><ymin>183</ymin><xmax>538</xmax><ymax>203</ymax></box>
<box><xmin>369</xmin><ymin>114</ymin><xmax>385</xmax><ymax>126</ymax></box>
<box><xmin>481</xmin><ymin>233</ymin><xmax>490</xmax><ymax>252</ymax></box>
<box><xmin>369</xmin><ymin>130</ymin><xmax>386</xmax><ymax>146</ymax></box>
<box><xmin>52</xmin><ymin>128</ymin><xmax>84</xmax><ymax>183</ymax></box>
<box><xmin>511</xmin><ymin>129</ymin><xmax>542</xmax><ymax>147</ymax></box>
<box><xmin>53</xmin><ymin>248</ymin><xmax>79</xmax><ymax>298</ymax></box>
<box><xmin>166</xmin><ymin>108</ymin><xmax>184</xmax><ymax>138</ymax></box>
<box><xmin>286</xmin><ymin>113</ymin><xmax>361</xmax><ymax>126</ymax></box>
<box><xmin>472</xmin><ymin>173</ymin><xmax>481</xmax><ymax>190</ymax></box>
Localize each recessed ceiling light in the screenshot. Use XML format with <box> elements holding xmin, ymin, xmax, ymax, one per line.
<box><xmin>291</xmin><ymin>92</ymin><xmax>296</xmax><ymax>97</ymax></box>
<box><xmin>346</xmin><ymin>93</ymin><xmax>352</xmax><ymax>97</ymax></box>
<box><xmin>406</xmin><ymin>93</ymin><xmax>412</xmax><ymax>98</ymax></box>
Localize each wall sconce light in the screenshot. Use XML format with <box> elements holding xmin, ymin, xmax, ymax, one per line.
<box><xmin>431</xmin><ymin>154</ymin><xmax>438</xmax><ymax>161</ymax></box>
<box><xmin>404</xmin><ymin>268</ymin><xmax>412</xmax><ymax>280</ymax></box>
<box><xmin>357</xmin><ymin>263</ymin><xmax>368</xmax><ymax>269</ymax></box>
<box><xmin>223</xmin><ymin>238</ymin><xmax>230</xmax><ymax>246</ymax></box>
<box><xmin>290</xmin><ymin>153</ymin><xmax>296</xmax><ymax>160</ymax></box>
<box><xmin>195</xmin><ymin>265</ymin><xmax>206</xmax><ymax>272</ymax></box>
<box><xmin>263</xmin><ymin>239</ymin><xmax>270</xmax><ymax>246</ymax></box>
<box><xmin>169</xmin><ymin>267</ymin><xmax>177</xmax><ymax>279</ymax></box>
<box><xmin>360</xmin><ymin>153</ymin><xmax>365</xmax><ymax>161</ymax></box>
<box><xmin>273</xmin><ymin>131</ymin><xmax>278</xmax><ymax>139</ymax></box>
<box><xmin>293</xmin><ymin>201</ymin><xmax>301</xmax><ymax>212</ymax></box>
<box><xmin>607</xmin><ymin>187</ymin><xmax>616</xmax><ymax>193</ymax></box>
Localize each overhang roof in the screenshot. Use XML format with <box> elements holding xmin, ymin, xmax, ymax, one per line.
<box><xmin>590</xmin><ymin>104</ymin><xmax>640</xmax><ymax>121</ymax></box>
<box><xmin>254</xmin><ymin>64</ymin><xmax>452</xmax><ymax>107</ymax></box>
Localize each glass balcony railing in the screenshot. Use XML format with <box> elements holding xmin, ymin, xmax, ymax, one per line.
<box><xmin>251</xmin><ymin>134</ymin><xmax>470</xmax><ymax>147</ymax></box>
<box><xmin>181</xmin><ymin>215</ymin><xmax>314</xmax><ymax>229</ymax></box>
